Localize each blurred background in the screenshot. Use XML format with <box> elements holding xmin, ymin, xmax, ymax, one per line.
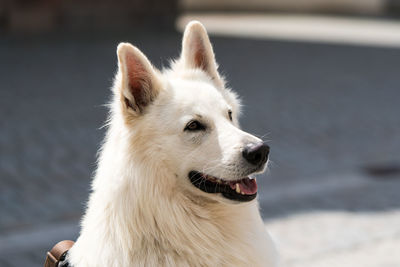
<box><xmin>1</xmin><ymin>0</ymin><xmax>400</xmax><ymax>266</ymax></box>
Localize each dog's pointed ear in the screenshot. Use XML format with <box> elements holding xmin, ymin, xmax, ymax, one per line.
<box><xmin>181</xmin><ymin>21</ymin><xmax>223</xmax><ymax>88</ymax></box>
<box><xmin>117</xmin><ymin>43</ymin><xmax>161</xmax><ymax>115</ymax></box>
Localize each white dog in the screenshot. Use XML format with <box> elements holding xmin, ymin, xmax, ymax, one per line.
<box><xmin>68</xmin><ymin>21</ymin><xmax>278</xmax><ymax>267</ymax></box>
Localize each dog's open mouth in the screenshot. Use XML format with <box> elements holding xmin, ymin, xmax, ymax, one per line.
<box><xmin>188</xmin><ymin>171</ymin><xmax>257</xmax><ymax>202</ymax></box>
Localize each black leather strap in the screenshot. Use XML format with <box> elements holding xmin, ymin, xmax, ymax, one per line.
<box><xmin>57</xmin><ymin>251</ymin><xmax>71</xmax><ymax>267</ymax></box>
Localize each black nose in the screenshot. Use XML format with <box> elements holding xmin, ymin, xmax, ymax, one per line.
<box><xmin>242</xmin><ymin>143</ymin><xmax>269</xmax><ymax>166</ymax></box>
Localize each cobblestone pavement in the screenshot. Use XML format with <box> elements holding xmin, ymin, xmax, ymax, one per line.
<box><xmin>267</xmin><ymin>208</ymin><xmax>400</xmax><ymax>267</ymax></box>
<box><xmin>1</xmin><ymin>30</ymin><xmax>400</xmax><ymax>266</ymax></box>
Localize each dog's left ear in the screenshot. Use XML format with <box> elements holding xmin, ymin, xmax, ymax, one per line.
<box><xmin>181</xmin><ymin>21</ymin><xmax>224</xmax><ymax>88</ymax></box>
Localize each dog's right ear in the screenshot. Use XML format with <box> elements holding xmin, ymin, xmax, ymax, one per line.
<box><xmin>181</xmin><ymin>21</ymin><xmax>224</xmax><ymax>88</ymax></box>
<box><xmin>116</xmin><ymin>43</ymin><xmax>161</xmax><ymax>115</ymax></box>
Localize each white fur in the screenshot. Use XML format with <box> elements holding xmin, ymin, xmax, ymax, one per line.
<box><xmin>68</xmin><ymin>21</ymin><xmax>278</xmax><ymax>267</ymax></box>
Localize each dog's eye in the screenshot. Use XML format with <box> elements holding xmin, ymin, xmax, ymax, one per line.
<box><xmin>185</xmin><ymin>120</ymin><xmax>205</xmax><ymax>131</ymax></box>
<box><xmin>228</xmin><ymin>110</ymin><xmax>233</xmax><ymax>121</ymax></box>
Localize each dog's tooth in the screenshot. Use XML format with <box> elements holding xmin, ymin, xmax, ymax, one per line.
<box><xmin>235</xmin><ymin>183</ymin><xmax>240</xmax><ymax>193</ymax></box>
<box><xmin>241</xmin><ymin>191</ymin><xmax>245</xmax><ymax>195</ymax></box>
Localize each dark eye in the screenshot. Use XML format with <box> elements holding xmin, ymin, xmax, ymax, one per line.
<box><xmin>228</xmin><ymin>110</ymin><xmax>233</xmax><ymax>121</ymax></box>
<box><xmin>185</xmin><ymin>120</ymin><xmax>205</xmax><ymax>131</ymax></box>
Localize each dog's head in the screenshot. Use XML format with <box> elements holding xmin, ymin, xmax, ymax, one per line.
<box><xmin>113</xmin><ymin>21</ymin><xmax>269</xmax><ymax>203</ymax></box>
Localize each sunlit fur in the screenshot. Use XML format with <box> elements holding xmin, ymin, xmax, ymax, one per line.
<box><xmin>68</xmin><ymin>21</ymin><xmax>278</xmax><ymax>267</ymax></box>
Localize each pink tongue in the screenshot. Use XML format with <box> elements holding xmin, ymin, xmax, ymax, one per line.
<box><xmin>229</xmin><ymin>178</ymin><xmax>257</xmax><ymax>195</ymax></box>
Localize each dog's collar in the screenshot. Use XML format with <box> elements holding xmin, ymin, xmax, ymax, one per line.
<box><xmin>44</xmin><ymin>240</ymin><xmax>73</xmax><ymax>267</ymax></box>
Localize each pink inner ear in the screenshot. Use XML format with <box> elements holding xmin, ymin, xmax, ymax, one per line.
<box><xmin>125</xmin><ymin>53</ymin><xmax>151</xmax><ymax>111</ymax></box>
<box><xmin>193</xmin><ymin>39</ymin><xmax>208</xmax><ymax>70</ymax></box>
<box><xmin>194</xmin><ymin>48</ymin><xmax>207</xmax><ymax>70</ymax></box>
